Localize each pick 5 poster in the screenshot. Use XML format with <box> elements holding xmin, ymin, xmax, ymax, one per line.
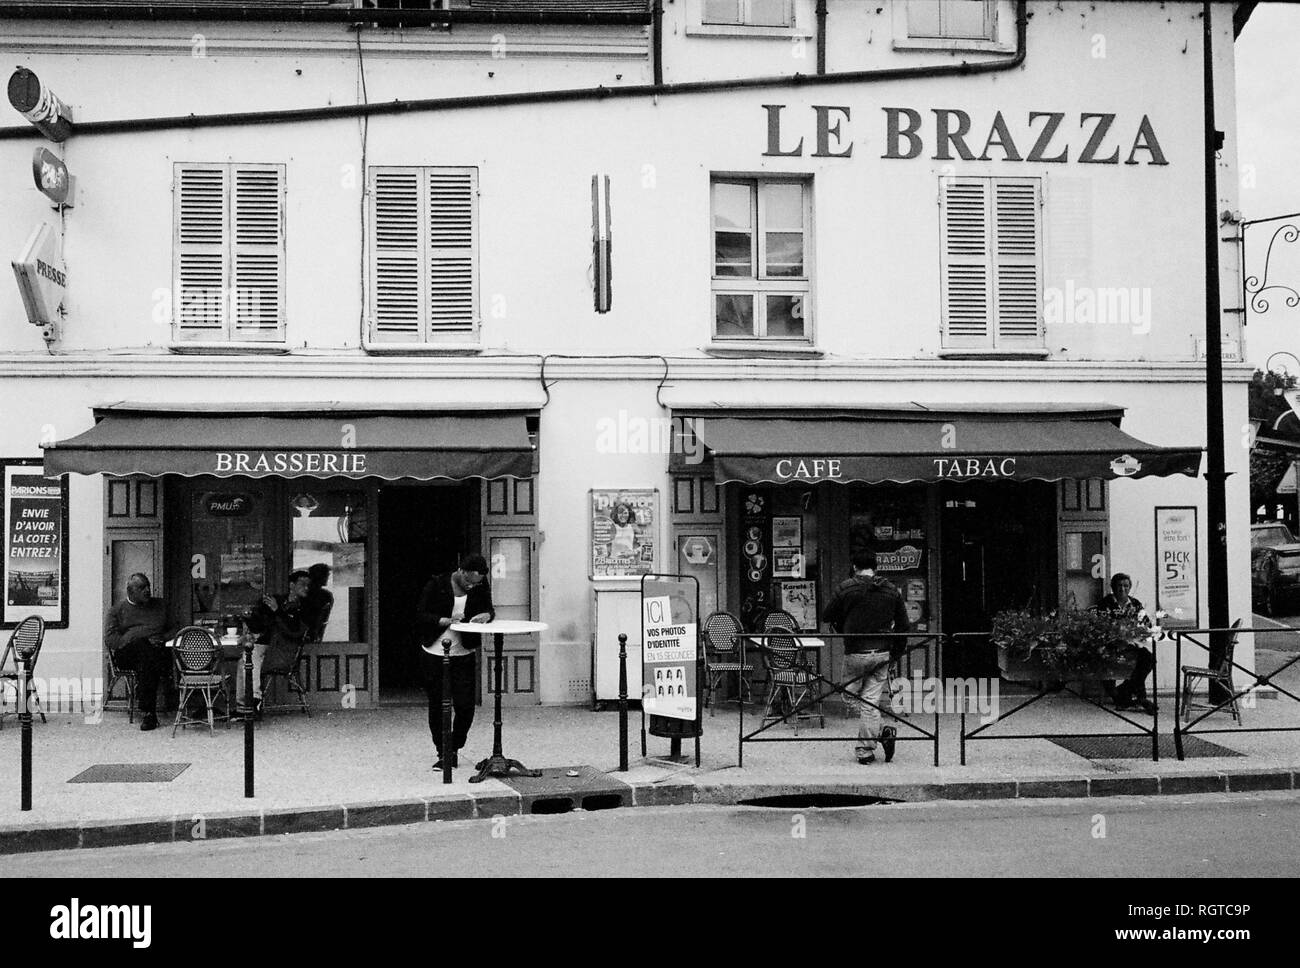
<box><xmin>591</xmin><ymin>489</ymin><xmax>657</xmax><ymax>578</ymax></box>
<box><xmin>4</xmin><ymin>459</ymin><xmax>69</xmax><ymax>628</ymax></box>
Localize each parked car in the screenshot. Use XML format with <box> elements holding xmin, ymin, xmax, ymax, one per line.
<box><xmin>1251</xmin><ymin>522</ymin><xmax>1300</xmax><ymax>615</ymax></box>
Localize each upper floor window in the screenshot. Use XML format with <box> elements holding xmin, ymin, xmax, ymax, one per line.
<box><xmin>173</xmin><ymin>163</ymin><xmax>285</xmax><ymax>343</ymax></box>
<box><xmin>939</xmin><ymin>176</ymin><xmax>1042</xmax><ymax>352</ymax></box>
<box><xmin>712</xmin><ymin>177</ymin><xmax>811</xmax><ymax>342</ymax></box>
<box><xmin>367</xmin><ymin>166</ymin><xmax>479</xmax><ymax>345</ymax></box>
<box><xmin>907</xmin><ymin>0</ymin><xmax>996</xmax><ymax>40</ymax></box>
<box><xmin>702</xmin><ymin>0</ymin><xmax>793</xmax><ymax>28</ymax></box>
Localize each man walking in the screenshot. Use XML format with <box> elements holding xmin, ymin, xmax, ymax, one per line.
<box><xmin>103</xmin><ymin>573</ymin><xmax>171</xmax><ymax>731</ymax></box>
<box><xmin>822</xmin><ymin>550</ymin><xmax>911</xmax><ymax>764</ymax></box>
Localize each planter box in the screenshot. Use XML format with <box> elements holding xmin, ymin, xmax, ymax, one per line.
<box><xmin>996</xmin><ymin>643</ymin><xmax>1141</xmax><ymax>683</ymax></box>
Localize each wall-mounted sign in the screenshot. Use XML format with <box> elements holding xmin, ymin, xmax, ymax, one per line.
<box><xmin>11</xmin><ymin>222</ymin><xmax>66</xmax><ymax>328</ymax></box>
<box><xmin>203</xmin><ymin>492</ymin><xmax>254</xmax><ymax>517</ymax></box>
<box><xmin>1155</xmin><ymin>507</ymin><xmax>1199</xmax><ymax>628</ymax></box>
<box><xmin>7</xmin><ymin>68</ymin><xmax>74</xmax><ymax>143</ymax></box>
<box><xmin>31</xmin><ymin>147</ymin><xmax>72</xmax><ymax>206</ymax></box>
<box><xmin>3</xmin><ymin>459</ymin><xmax>69</xmax><ymax>629</ymax></box>
<box><xmin>591</xmin><ymin>488</ymin><xmax>656</xmax><ymax>578</ymax></box>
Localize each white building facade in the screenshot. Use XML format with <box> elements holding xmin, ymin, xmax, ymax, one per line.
<box><xmin>0</xmin><ymin>0</ymin><xmax>1255</xmax><ymax>707</ymax></box>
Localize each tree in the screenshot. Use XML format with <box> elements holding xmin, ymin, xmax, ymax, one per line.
<box><xmin>1250</xmin><ymin>368</ymin><xmax>1300</xmax><ymax>515</ymax></box>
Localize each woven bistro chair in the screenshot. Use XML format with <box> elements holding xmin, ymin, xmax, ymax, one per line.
<box><xmin>759</xmin><ymin>610</ymin><xmax>824</xmax><ymax>733</ymax></box>
<box><xmin>1181</xmin><ymin>619</ymin><xmax>1245</xmax><ymax>724</ymax></box>
<box><xmin>702</xmin><ymin>611</ymin><xmax>754</xmax><ymax>714</ymax></box>
<box><xmin>0</xmin><ymin>616</ymin><xmax>47</xmax><ymax>728</ymax></box>
<box><xmin>171</xmin><ymin>626</ymin><xmax>231</xmax><ymax>736</ymax></box>
<box><xmin>103</xmin><ymin>643</ymin><xmax>139</xmax><ymax>724</ymax></box>
<box><xmin>260</xmin><ymin>637</ymin><xmax>311</xmax><ymax>717</ymax></box>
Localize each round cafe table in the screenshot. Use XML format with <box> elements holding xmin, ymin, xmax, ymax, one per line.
<box><xmin>449</xmin><ymin>620</ymin><xmax>548</xmax><ymax>784</ymax></box>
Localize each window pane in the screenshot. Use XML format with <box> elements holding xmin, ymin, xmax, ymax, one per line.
<box><xmin>763</xmin><ymin>183</ymin><xmax>804</xmax><ymax>229</ymax></box>
<box><xmin>944</xmin><ymin>0</ymin><xmax>990</xmax><ymax>38</ymax></box>
<box><xmin>750</xmin><ymin>0</ymin><xmax>791</xmax><ymax>27</ymax></box>
<box><xmin>489</xmin><ymin>536</ymin><xmax>531</xmax><ymax>621</ymax></box>
<box><xmin>702</xmin><ymin>0</ymin><xmax>742</xmax><ymax>25</ymax></box>
<box><xmin>715</xmin><ymin>293</ymin><xmax>755</xmax><ymax>337</ymax></box>
<box><xmin>765</xmin><ymin>232</ymin><xmax>804</xmax><ymax>277</ymax></box>
<box><xmin>766</xmin><ymin>295</ymin><xmax>806</xmax><ymax>338</ymax></box>
<box><xmin>290</xmin><ymin>490</ymin><xmax>368</xmax><ymax>643</ymax></box>
<box><xmin>191</xmin><ymin>488</ymin><xmax>267</xmax><ymax>625</ymax></box>
<box><xmin>716</xmin><ymin>232</ymin><xmax>755</xmax><ymax>276</ymax></box>
<box><xmin>907</xmin><ymin>0</ymin><xmax>943</xmax><ymax>36</ymax></box>
<box><xmin>714</xmin><ymin>182</ymin><xmax>753</xmax><ymax>231</ymax></box>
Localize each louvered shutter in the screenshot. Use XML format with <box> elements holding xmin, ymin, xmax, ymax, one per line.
<box><xmin>231</xmin><ymin>165</ymin><xmax>285</xmax><ymax>340</ymax></box>
<box><xmin>991</xmin><ymin>178</ymin><xmax>1042</xmax><ymax>346</ymax></box>
<box><xmin>369</xmin><ymin>168</ymin><xmax>423</xmax><ymax>341</ymax></box>
<box><xmin>940</xmin><ymin>178</ymin><xmax>993</xmax><ymax>347</ymax></box>
<box><xmin>426</xmin><ymin>168</ymin><xmax>478</xmax><ymax>335</ymax></box>
<box><xmin>175</xmin><ymin>165</ymin><xmax>229</xmax><ymax>340</ymax></box>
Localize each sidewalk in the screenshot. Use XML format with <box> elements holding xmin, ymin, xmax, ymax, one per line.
<box><xmin>1</xmin><ymin>676</ymin><xmax>1298</xmax><ymax>853</ymax></box>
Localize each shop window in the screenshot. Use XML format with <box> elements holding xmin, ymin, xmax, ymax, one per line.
<box><xmin>173</xmin><ymin>163</ymin><xmax>286</xmax><ymax>343</ymax></box>
<box><xmin>190</xmin><ymin>486</ymin><xmax>268</xmax><ymax>625</ymax></box>
<box><xmin>367</xmin><ymin>166</ymin><xmax>479</xmax><ymax>344</ymax></box>
<box><xmin>907</xmin><ymin>0</ymin><xmax>995</xmax><ymax>40</ymax></box>
<box><xmin>702</xmin><ymin>0</ymin><xmax>793</xmax><ymax>27</ymax></box>
<box><xmin>712</xmin><ymin>177</ymin><xmax>812</xmax><ymax>342</ymax></box>
<box><xmin>289</xmin><ymin>489</ymin><xmax>369</xmax><ymax>643</ymax></box>
<box><xmin>851</xmin><ymin>485</ymin><xmax>930</xmax><ymax>631</ymax></box>
<box><xmin>939</xmin><ymin>176</ymin><xmax>1043</xmax><ymax>352</ymax></box>
<box><xmin>737</xmin><ymin>486</ymin><xmax>819</xmax><ymax>630</ymax></box>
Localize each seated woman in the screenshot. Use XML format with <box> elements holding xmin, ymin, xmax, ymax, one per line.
<box><xmin>1096</xmin><ymin>573</ymin><xmax>1156</xmax><ymax>714</ymax></box>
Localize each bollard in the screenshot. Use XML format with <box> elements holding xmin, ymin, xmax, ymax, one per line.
<box><xmin>18</xmin><ymin>655</ymin><xmax>31</xmax><ymax>811</ymax></box>
<box><xmin>617</xmin><ymin>633</ymin><xmax>628</xmax><ymax>772</ymax></box>
<box><xmin>241</xmin><ymin>634</ymin><xmax>255</xmax><ymax>798</ymax></box>
<box><xmin>441</xmin><ymin>639</ymin><xmax>453</xmax><ymax>785</ymax></box>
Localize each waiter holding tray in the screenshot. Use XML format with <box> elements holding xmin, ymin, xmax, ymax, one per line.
<box><xmin>416</xmin><ymin>554</ymin><xmax>494</xmax><ymax>772</ymax></box>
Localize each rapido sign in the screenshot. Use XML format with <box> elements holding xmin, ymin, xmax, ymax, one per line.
<box><xmin>12</xmin><ymin>223</ymin><xmax>66</xmax><ymax>331</ymax></box>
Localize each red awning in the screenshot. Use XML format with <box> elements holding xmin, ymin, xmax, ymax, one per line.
<box><xmin>42</xmin><ymin>405</ymin><xmax>536</xmax><ymax>481</ymax></box>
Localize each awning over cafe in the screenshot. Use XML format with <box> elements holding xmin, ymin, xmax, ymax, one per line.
<box><xmin>672</xmin><ymin>405</ymin><xmax>1203</xmax><ymax>485</ymax></box>
<box><xmin>41</xmin><ymin>404</ymin><xmax>537</xmax><ymax>481</ymax></box>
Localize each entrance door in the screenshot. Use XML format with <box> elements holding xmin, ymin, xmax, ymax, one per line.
<box><xmin>940</xmin><ymin>482</ymin><xmax>1056</xmax><ymax>678</ymax></box>
<box><xmin>377</xmin><ymin>483</ymin><xmax>480</xmax><ymax>697</ymax></box>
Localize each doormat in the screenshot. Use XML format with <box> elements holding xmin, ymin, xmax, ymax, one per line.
<box><xmin>1049</xmin><ymin>736</ymin><xmax>1242</xmax><ymax>760</ymax></box>
<box><xmin>68</xmin><ymin>763</ymin><xmax>191</xmax><ymax>783</ymax></box>
<box><xmin>498</xmin><ymin>765</ymin><xmax>632</xmax><ymax>814</ymax></box>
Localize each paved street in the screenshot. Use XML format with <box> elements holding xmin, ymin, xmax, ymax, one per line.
<box><xmin>5</xmin><ymin>792</ymin><xmax>1298</xmax><ymax>878</ymax></box>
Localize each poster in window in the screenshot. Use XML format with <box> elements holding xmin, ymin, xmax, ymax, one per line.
<box><xmin>773</xmin><ymin>548</ymin><xmax>804</xmax><ymax>578</ymax></box>
<box><xmin>3</xmin><ymin>459</ymin><xmax>70</xmax><ymax>628</ymax></box>
<box><xmin>771</xmin><ymin>516</ymin><xmax>802</xmax><ymax>548</ymax></box>
<box><xmin>778</xmin><ymin>580</ymin><xmax>819</xmax><ymax>631</ymax></box>
<box><xmin>1154</xmin><ymin>507</ymin><xmax>1198</xmax><ymax>627</ymax></box>
<box><xmin>591</xmin><ymin>489</ymin><xmax>657</xmax><ymax>578</ymax></box>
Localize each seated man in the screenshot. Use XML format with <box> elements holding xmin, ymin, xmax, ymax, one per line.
<box><xmin>103</xmin><ymin>573</ymin><xmax>171</xmax><ymax>731</ymax></box>
<box><xmin>1097</xmin><ymin>572</ymin><xmax>1157</xmax><ymax>714</ymax></box>
<box><xmin>237</xmin><ymin>570</ymin><xmax>311</xmax><ymax>716</ymax></box>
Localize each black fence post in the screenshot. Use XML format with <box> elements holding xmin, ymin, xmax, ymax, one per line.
<box><xmin>241</xmin><ymin>634</ymin><xmax>255</xmax><ymax>798</ymax></box>
<box><xmin>617</xmin><ymin>633</ymin><xmax>629</xmax><ymax>772</ymax></box>
<box><xmin>18</xmin><ymin>655</ymin><xmax>32</xmax><ymax>811</ymax></box>
<box><xmin>441</xmin><ymin>639</ymin><xmax>453</xmax><ymax>784</ymax></box>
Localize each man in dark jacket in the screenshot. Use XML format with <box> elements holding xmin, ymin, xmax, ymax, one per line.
<box><xmin>103</xmin><ymin>573</ymin><xmax>171</xmax><ymax>731</ymax></box>
<box><xmin>238</xmin><ymin>570</ymin><xmax>311</xmax><ymax>714</ymax></box>
<box><xmin>822</xmin><ymin>549</ymin><xmax>911</xmax><ymax>764</ymax></box>
<box><xmin>415</xmin><ymin>553</ymin><xmax>494</xmax><ymax>770</ymax></box>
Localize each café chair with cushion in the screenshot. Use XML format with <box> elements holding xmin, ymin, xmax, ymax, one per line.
<box><xmin>702</xmin><ymin>611</ymin><xmax>754</xmax><ymax>715</ymax></box>
<box><xmin>0</xmin><ymin>615</ymin><xmax>47</xmax><ymax>728</ymax></box>
<box><xmin>103</xmin><ymin>644</ymin><xmax>138</xmax><ymax>724</ymax></box>
<box><xmin>759</xmin><ymin>610</ymin><xmax>824</xmax><ymax>733</ymax></box>
<box><xmin>1181</xmin><ymin>618</ymin><xmax>1245</xmax><ymax>724</ymax></box>
<box><xmin>260</xmin><ymin>638</ymin><xmax>311</xmax><ymax>717</ymax></box>
<box><xmin>171</xmin><ymin>626</ymin><xmax>231</xmax><ymax>736</ymax></box>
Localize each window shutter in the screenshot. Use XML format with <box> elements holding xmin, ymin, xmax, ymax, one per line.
<box><xmin>940</xmin><ymin>178</ymin><xmax>993</xmax><ymax>347</ymax></box>
<box><xmin>426</xmin><ymin>168</ymin><xmax>478</xmax><ymax>335</ymax></box>
<box><xmin>992</xmin><ymin>179</ymin><xmax>1042</xmax><ymax>345</ymax></box>
<box><xmin>175</xmin><ymin>165</ymin><xmax>228</xmax><ymax>339</ymax></box>
<box><xmin>231</xmin><ymin>165</ymin><xmax>284</xmax><ymax>340</ymax></box>
<box><xmin>370</xmin><ymin>168</ymin><xmax>423</xmax><ymax>341</ymax></box>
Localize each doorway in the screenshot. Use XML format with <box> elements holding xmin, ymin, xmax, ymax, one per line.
<box><xmin>377</xmin><ymin>482</ymin><xmax>481</xmax><ymax>698</ymax></box>
<box><xmin>940</xmin><ymin>482</ymin><xmax>1056</xmax><ymax>678</ymax></box>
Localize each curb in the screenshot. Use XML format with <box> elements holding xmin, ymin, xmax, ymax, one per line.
<box><xmin>0</xmin><ymin>767</ymin><xmax>1295</xmax><ymax>855</ymax></box>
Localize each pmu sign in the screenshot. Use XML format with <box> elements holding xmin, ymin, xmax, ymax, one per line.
<box><xmin>8</xmin><ymin>68</ymin><xmax>74</xmax><ymax>142</ymax></box>
<box><xmin>31</xmin><ymin>147</ymin><xmax>71</xmax><ymax>205</ymax></box>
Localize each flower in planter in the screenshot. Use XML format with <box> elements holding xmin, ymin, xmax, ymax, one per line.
<box><xmin>991</xmin><ymin>608</ymin><xmax>1151</xmax><ymax>675</ymax></box>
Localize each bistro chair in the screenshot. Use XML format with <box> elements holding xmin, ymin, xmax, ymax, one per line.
<box><xmin>759</xmin><ymin>610</ymin><xmax>824</xmax><ymax>733</ymax></box>
<box><xmin>171</xmin><ymin>626</ymin><xmax>231</xmax><ymax>736</ymax></box>
<box><xmin>103</xmin><ymin>644</ymin><xmax>139</xmax><ymax>724</ymax></box>
<box><xmin>0</xmin><ymin>616</ymin><xmax>47</xmax><ymax>728</ymax></box>
<box><xmin>260</xmin><ymin>638</ymin><xmax>311</xmax><ymax>717</ymax></box>
<box><xmin>1181</xmin><ymin>618</ymin><xmax>1245</xmax><ymax>724</ymax></box>
<box><xmin>702</xmin><ymin>611</ymin><xmax>754</xmax><ymax>715</ymax></box>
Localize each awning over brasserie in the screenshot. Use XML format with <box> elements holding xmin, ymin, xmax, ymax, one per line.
<box><xmin>671</xmin><ymin>405</ymin><xmax>1203</xmax><ymax>485</ymax></box>
<box><xmin>41</xmin><ymin>404</ymin><xmax>537</xmax><ymax>481</ymax></box>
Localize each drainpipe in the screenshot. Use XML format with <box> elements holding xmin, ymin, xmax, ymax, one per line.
<box><xmin>816</xmin><ymin>0</ymin><xmax>828</xmax><ymax>76</ymax></box>
<box><xmin>0</xmin><ymin>0</ymin><xmax>1026</xmax><ymax>140</ymax></box>
<box><xmin>652</xmin><ymin>0</ymin><xmax>664</xmax><ymax>86</ymax></box>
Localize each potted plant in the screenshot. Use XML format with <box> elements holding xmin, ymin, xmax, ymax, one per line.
<box><xmin>990</xmin><ymin>608</ymin><xmax>1152</xmax><ymax>682</ymax></box>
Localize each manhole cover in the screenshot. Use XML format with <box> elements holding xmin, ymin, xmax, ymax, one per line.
<box><xmin>1049</xmin><ymin>736</ymin><xmax>1241</xmax><ymax>760</ymax></box>
<box><xmin>499</xmin><ymin>765</ymin><xmax>632</xmax><ymax>814</ymax></box>
<box><xmin>69</xmin><ymin>763</ymin><xmax>191</xmax><ymax>783</ymax></box>
<box><xmin>739</xmin><ymin>794</ymin><xmax>895</xmax><ymax>808</ymax></box>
